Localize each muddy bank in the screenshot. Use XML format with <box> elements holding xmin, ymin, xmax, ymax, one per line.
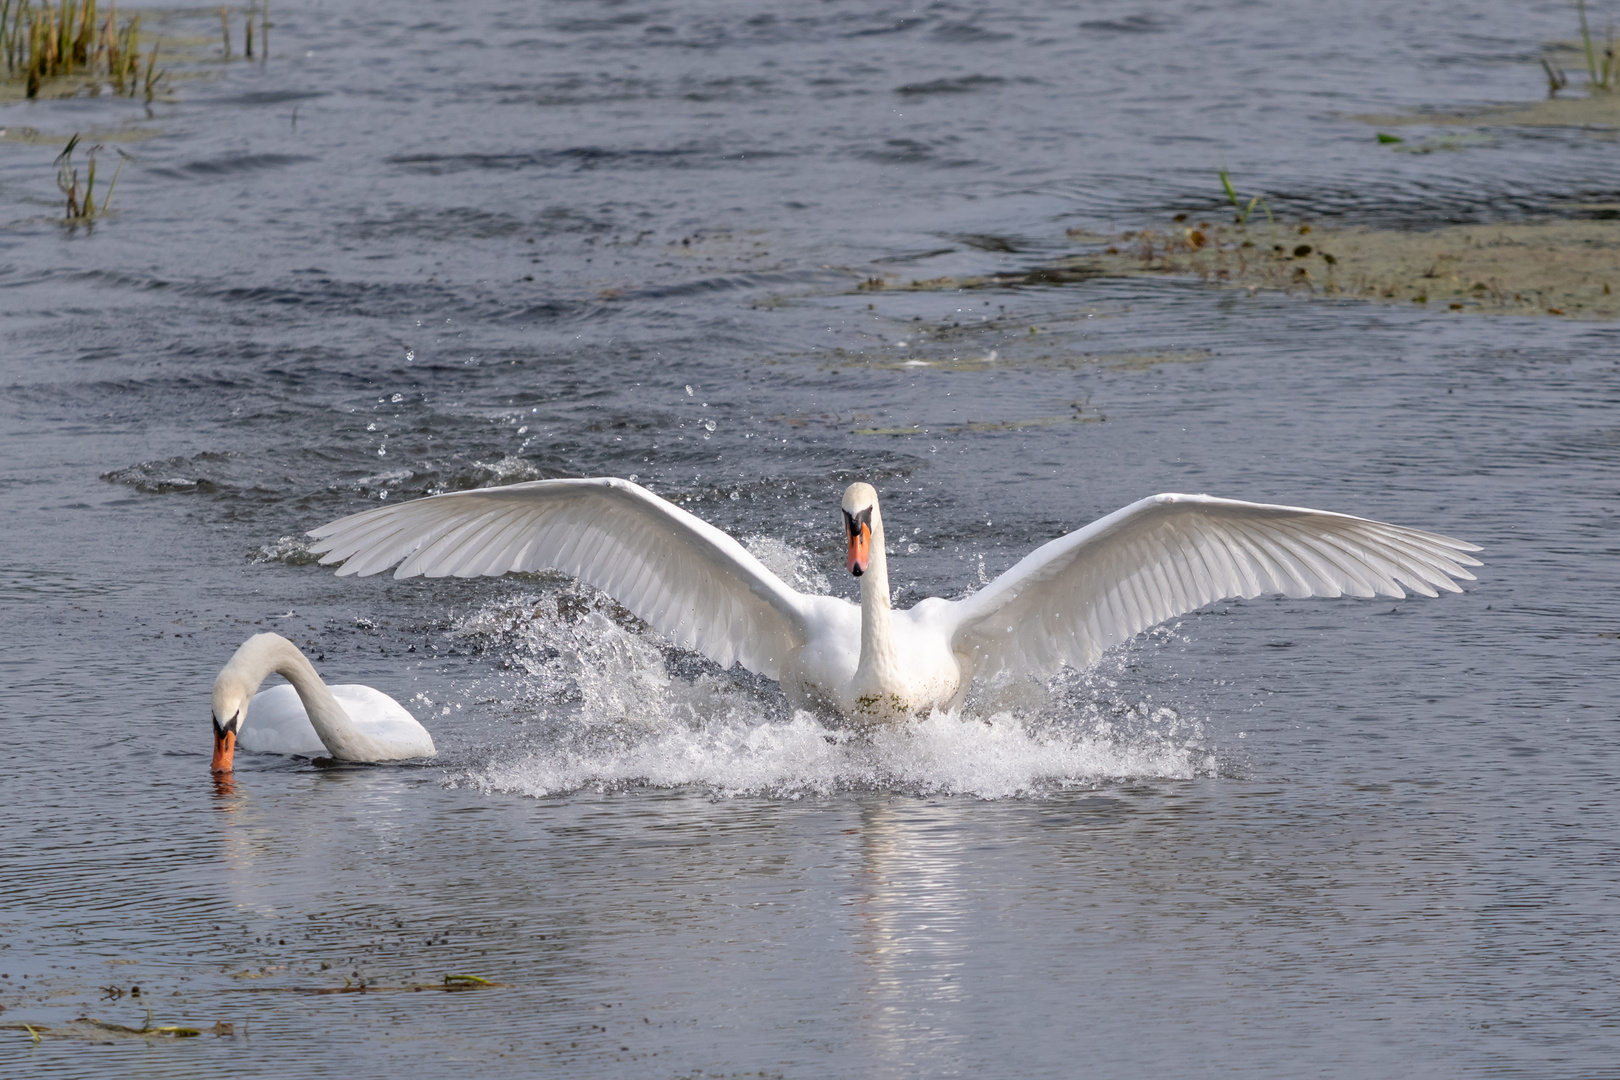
<box><xmin>866</xmin><ymin>220</ymin><xmax>1620</xmax><ymax>320</ymax></box>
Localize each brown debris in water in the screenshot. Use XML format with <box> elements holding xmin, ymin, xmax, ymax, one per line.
<box><xmin>218</xmin><ymin>972</ymin><xmax>509</xmax><ymax>994</ymax></box>
<box><xmin>2</xmin><ymin>1016</ymin><xmax>223</xmax><ymax>1042</ymax></box>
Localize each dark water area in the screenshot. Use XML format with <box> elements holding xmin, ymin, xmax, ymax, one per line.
<box><xmin>4</xmin><ymin>0</ymin><xmax>1620</xmax><ymax>1075</ymax></box>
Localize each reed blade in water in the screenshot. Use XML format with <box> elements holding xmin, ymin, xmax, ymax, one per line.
<box><xmin>52</xmin><ymin>134</ymin><xmax>119</xmax><ymax>222</ymax></box>
<box><xmin>1576</xmin><ymin>0</ymin><xmax>1618</xmax><ymax>92</ymax></box>
<box><xmin>1218</xmin><ymin>169</ymin><xmax>1272</xmax><ymax>226</ymax></box>
<box><xmin>54</xmin><ymin>132</ymin><xmax>81</xmax><ymax>219</ymax></box>
<box><xmin>2</xmin><ymin>0</ymin><xmax>157</xmax><ymax>98</ymax></box>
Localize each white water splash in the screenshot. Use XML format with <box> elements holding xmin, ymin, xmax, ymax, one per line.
<box><xmin>742</xmin><ymin>533</ymin><xmax>830</xmax><ymax>595</ymax></box>
<box><xmin>250</xmin><ymin>535</ymin><xmax>321</xmax><ymax>565</ymax></box>
<box><xmin>447</xmin><ymin>573</ymin><xmax>1216</xmax><ymax>801</ymax></box>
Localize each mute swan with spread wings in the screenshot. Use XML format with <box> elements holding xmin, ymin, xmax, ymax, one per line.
<box><xmin>308</xmin><ymin>479</ymin><xmax>1480</xmax><ymax>723</ymax></box>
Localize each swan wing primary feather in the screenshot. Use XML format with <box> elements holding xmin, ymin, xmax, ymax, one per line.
<box><xmin>945</xmin><ymin>494</ymin><xmax>1482</xmax><ymax>679</ymax></box>
<box><xmin>307</xmin><ymin>478</ymin><xmax>810</xmax><ymax>679</ymax></box>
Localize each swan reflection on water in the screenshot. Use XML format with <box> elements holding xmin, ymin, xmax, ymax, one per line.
<box><xmin>851</xmin><ymin>798</ymin><xmax>971</xmax><ymax>1068</ymax></box>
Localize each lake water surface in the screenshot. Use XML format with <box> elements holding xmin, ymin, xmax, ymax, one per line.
<box><xmin>4</xmin><ymin>1</ymin><xmax>1620</xmax><ymax>1075</ymax></box>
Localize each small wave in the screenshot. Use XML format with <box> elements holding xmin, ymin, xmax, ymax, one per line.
<box><xmin>1079</xmin><ymin>15</ymin><xmax>1166</xmax><ymax>34</ymax></box>
<box><xmin>896</xmin><ymin>74</ymin><xmax>1007</xmax><ymax>96</ymax></box>
<box><xmin>208</xmin><ymin>90</ymin><xmax>325</xmax><ymax>107</ymax></box>
<box><xmin>251</xmin><ymin>536</ymin><xmax>321</xmax><ymax>566</ymax></box>
<box><xmin>385</xmin><ymin>144</ymin><xmax>785</xmax><ymax>176</ymax></box>
<box><xmin>446</xmin><ymin>587</ymin><xmax>1217</xmax><ymax>801</ymax></box>
<box><xmin>464</xmin><ymin>455</ymin><xmax>547</xmax><ymax>486</ymax></box>
<box><xmin>102</xmin><ymin>453</ymin><xmax>233</xmax><ymax>494</ymax></box>
<box><xmin>148</xmin><ymin>153</ymin><xmax>315</xmax><ymax>179</ymax></box>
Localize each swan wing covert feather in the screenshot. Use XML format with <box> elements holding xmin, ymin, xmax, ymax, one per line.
<box><xmin>308</xmin><ymin>478</ymin><xmax>810</xmax><ymax>679</ymax></box>
<box><xmin>946</xmin><ymin>494</ymin><xmax>1481</xmax><ymax>679</ymax></box>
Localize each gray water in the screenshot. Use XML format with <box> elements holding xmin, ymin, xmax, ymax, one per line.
<box><xmin>4</xmin><ymin>0</ymin><xmax>1620</xmax><ymax>1075</ymax></box>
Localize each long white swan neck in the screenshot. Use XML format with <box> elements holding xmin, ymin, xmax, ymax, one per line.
<box><xmin>857</xmin><ymin>503</ymin><xmax>898</xmax><ymax>681</ymax></box>
<box><xmin>227</xmin><ymin>633</ymin><xmax>380</xmax><ymax>760</ymax></box>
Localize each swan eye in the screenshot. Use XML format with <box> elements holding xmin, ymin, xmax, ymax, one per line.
<box><xmin>843</xmin><ymin>507</ymin><xmax>872</xmax><ymax>537</ymax></box>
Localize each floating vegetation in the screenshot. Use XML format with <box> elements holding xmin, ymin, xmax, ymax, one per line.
<box><xmin>443</xmin><ymin>973</ymin><xmax>495</xmax><ymax>988</ymax></box>
<box><xmin>215</xmin><ymin>973</ymin><xmax>510</xmax><ymax>994</ymax></box>
<box><xmin>1</xmin><ymin>1013</ymin><xmax>220</xmax><ymax>1042</ymax></box>
<box><xmin>0</xmin><ymin>0</ymin><xmax>163</xmax><ymax>100</ymax></box>
<box><xmin>1057</xmin><ymin>219</ymin><xmax>1620</xmax><ymax>319</ymax></box>
<box><xmin>863</xmin><ymin>219</ymin><xmax>1620</xmax><ymax>320</ymax></box>
<box><xmin>54</xmin><ymin>132</ymin><xmax>126</xmax><ymax>220</ymax></box>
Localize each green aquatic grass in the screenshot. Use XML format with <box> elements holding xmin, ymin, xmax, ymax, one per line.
<box><xmin>1217</xmin><ymin>169</ymin><xmax>1272</xmax><ymax>226</ymax></box>
<box><xmin>0</xmin><ymin>0</ymin><xmax>160</xmax><ymax>99</ymax></box>
<box><xmin>443</xmin><ymin>973</ymin><xmax>495</xmax><ymax>988</ymax></box>
<box><xmin>54</xmin><ymin>132</ymin><xmax>126</xmax><ymax>221</ymax></box>
<box><xmin>1576</xmin><ymin>0</ymin><xmax>1617</xmax><ymax>92</ymax></box>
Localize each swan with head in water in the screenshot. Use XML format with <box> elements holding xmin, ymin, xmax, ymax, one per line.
<box><xmin>307</xmin><ymin>479</ymin><xmax>1480</xmax><ymax>723</ymax></box>
<box><xmin>210</xmin><ymin>632</ymin><xmax>436</xmax><ymax>771</ymax></box>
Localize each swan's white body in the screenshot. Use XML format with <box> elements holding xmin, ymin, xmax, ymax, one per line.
<box><xmin>307</xmin><ymin>478</ymin><xmax>1481</xmax><ymax>723</ymax></box>
<box><xmin>210</xmin><ymin>633</ymin><xmax>435</xmax><ymax>768</ymax></box>
<box><xmin>238</xmin><ymin>683</ymin><xmax>428</xmax><ymax>758</ymax></box>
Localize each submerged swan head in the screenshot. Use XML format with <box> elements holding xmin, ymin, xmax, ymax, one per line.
<box><xmin>208</xmin><ymin>632</ymin><xmax>434</xmax><ymax>772</ymax></box>
<box><xmin>841</xmin><ymin>482</ymin><xmax>878</xmax><ymax>577</ymax></box>
<box><xmin>210</xmin><ymin>632</ymin><xmax>318</xmax><ymax>773</ymax></box>
<box><xmin>210</xmin><ymin>645</ymin><xmax>259</xmax><ymax>774</ymax></box>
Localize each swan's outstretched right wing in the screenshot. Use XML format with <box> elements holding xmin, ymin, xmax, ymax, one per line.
<box><xmin>308</xmin><ymin>478</ymin><xmax>812</xmax><ymax>679</ymax></box>
<box><xmin>944</xmin><ymin>494</ymin><xmax>1481</xmax><ymax>679</ymax></box>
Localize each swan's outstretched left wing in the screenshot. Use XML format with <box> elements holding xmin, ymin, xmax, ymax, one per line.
<box><xmin>307</xmin><ymin>478</ymin><xmax>811</xmax><ymax>678</ymax></box>
<box><xmin>944</xmin><ymin>494</ymin><xmax>1481</xmax><ymax>679</ymax></box>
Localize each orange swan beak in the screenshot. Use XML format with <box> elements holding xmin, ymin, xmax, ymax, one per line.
<box><xmin>847</xmin><ymin>521</ymin><xmax>871</xmax><ymax>577</ymax></box>
<box><xmin>211</xmin><ymin>723</ymin><xmax>236</xmax><ymax>773</ymax></box>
